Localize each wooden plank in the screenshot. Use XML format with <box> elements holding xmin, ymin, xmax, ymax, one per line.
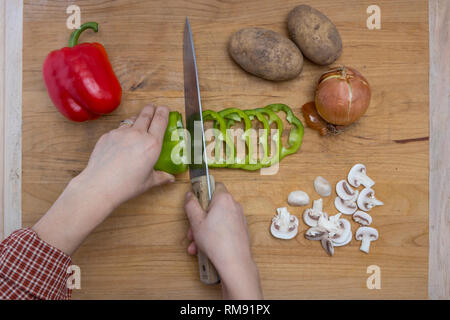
<box><xmin>0</xmin><ymin>0</ymin><xmax>22</xmax><ymax>240</ymax></box>
<box><xmin>22</xmin><ymin>0</ymin><xmax>429</xmax><ymax>299</ymax></box>
<box><xmin>428</xmin><ymin>0</ymin><xmax>450</xmax><ymax>300</ymax></box>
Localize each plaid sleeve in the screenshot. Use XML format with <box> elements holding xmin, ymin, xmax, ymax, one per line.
<box><xmin>0</xmin><ymin>228</ymin><xmax>72</xmax><ymax>300</ymax></box>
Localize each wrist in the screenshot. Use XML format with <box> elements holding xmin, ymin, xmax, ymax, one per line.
<box><xmin>216</xmin><ymin>256</ymin><xmax>263</xmax><ymax>299</ymax></box>
<box><xmin>70</xmin><ymin>171</ymin><xmax>119</xmax><ymax>212</ymax></box>
<box><xmin>33</xmin><ymin>175</ymin><xmax>116</xmax><ymax>255</ymax></box>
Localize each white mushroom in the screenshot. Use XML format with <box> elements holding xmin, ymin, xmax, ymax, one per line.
<box><xmin>321</xmin><ymin>238</ymin><xmax>334</xmax><ymax>256</ymax></box>
<box><xmin>304</xmin><ymin>227</ymin><xmax>334</xmax><ymax>256</ymax></box>
<box><xmin>332</xmin><ymin>229</ymin><xmax>352</xmax><ymax>247</ymax></box>
<box><xmin>334</xmin><ymin>197</ymin><xmax>358</xmax><ymax>215</ymax></box>
<box><xmin>287</xmin><ymin>190</ymin><xmax>310</xmax><ymax>206</ymax></box>
<box><xmin>302</xmin><ymin>198</ymin><xmax>325</xmax><ymax>227</ymax></box>
<box><xmin>353</xmin><ymin>211</ymin><xmax>373</xmax><ymax>226</ymax></box>
<box><xmin>270</xmin><ymin>207</ymin><xmax>298</xmax><ymax>240</ymax></box>
<box><xmin>357</xmin><ymin>188</ymin><xmax>384</xmax><ymax>212</ymax></box>
<box><xmin>314</xmin><ymin>176</ymin><xmax>332</xmax><ymax>197</ymax></box>
<box><xmin>336</xmin><ymin>180</ymin><xmax>359</xmax><ymax>201</ymax></box>
<box><xmin>305</xmin><ymin>227</ymin><xmax>328</xmax><ymax>241</ymax></box>
<box><xmin>348</xmin><ymin>164</ymin><xmax>375</xmax><ymax>188</ymax></box>
<box><xmin>317</xmin><ymin>213</ymin><xmax>342</xmax><ymax>235</ymax></box>
<box><xmin>329</xmin><ymin>218</ymin><xmax>352</xmax><ymax>247</ymax></box>
<box><xmin>355</xmin><ymin>227</ymin><xmax>379</xmax><ymax>253</ymax></box>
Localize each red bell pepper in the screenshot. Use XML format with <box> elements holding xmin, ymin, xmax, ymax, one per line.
<box><xmin>43</xmin><ymin>22</ymin><xmax>122</xmax><ymax>122</ymax></box>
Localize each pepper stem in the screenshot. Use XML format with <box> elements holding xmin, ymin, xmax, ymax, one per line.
<box><xmin>68</xmin><ymin>22</ymin><xmax>98</xmax><ymax>47</ymax></box>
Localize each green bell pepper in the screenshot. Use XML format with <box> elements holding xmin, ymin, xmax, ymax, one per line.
<box><xmin>154</xmin><ymin>104</ymin><xmax>304</xmax><ymax>174</ymax></box>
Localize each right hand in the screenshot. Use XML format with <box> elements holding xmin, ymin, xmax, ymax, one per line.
<box><xmin>184</xmin><ymin>183</ymin><xmax>263</xmax><ymax>299</ymax></box>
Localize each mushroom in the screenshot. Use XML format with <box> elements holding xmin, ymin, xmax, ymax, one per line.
<box><xmin>355</xmin><ymin>227</ymin><xmax>379</xmax><ymax>253</ymax></box>
<box><xmin>348</xmin><ymin>164</ymin><xmax>375</xmax><ymax>188</ymax></box>
<box><xmin>314</xmin><ymin>176</ymin><xmax>332</xmax><ymax>197</ymax></box>
<box><xmin>357</xmin><ymin>188</ymin><xmax>383</xmax><ymax>212</ymax></box>
<box><xmin>288</xmin><ymin>190</ymin><xmax>310</xmax><ymax>206</ymax></box>
<box><xmin>317</xmin><ymin>213</ymin><xmax>342</xmax><ymax>235</ymax></box>
<box><xmin>321</xmin><ymin>238</ymin><xmax>335</xmax><ymax>256</ymax></box>
<box><xmin>336</xmin><ymin>180</ymin><xmax>359</xmax><ymax>201</ymax></box>
<box><xmin>270</xmin><ymin>207</ymin><xmax>299</xmax><ymax>239</ymax></box>
<box><xmin>353</xmin><ymin>211</ymin><xmax>373</xmax><ymax>226</ymax></box>
<box><xmin>334</xmin><ymin>197</ymin><xmax>358</xmax><ymax>215</ymax></box>
<box><xmin>302</xmin><ymin>198</ymin><xmax>325</xmax><ymax>227</ymax></box>
<box><xmin>305</xmin><ymin>226</ymin><xmax>328</xmax><ymax>241</ymax></box>
<box><xmin>329</xmin><ymin>218</ymin><xmax>352</xmax><ymax>247</ymax></box>
<box><xmin>305</xmin><ymin>227</ymin><xmax>334</xmax><ymax>256</ymax></box>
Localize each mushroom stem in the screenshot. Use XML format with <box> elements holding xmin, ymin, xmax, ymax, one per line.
<box><xmin>371</xmin><ymin>199</ymin><xmax>384</xmax><ymax>206</ymax></box>
<box><xmin>360</xmin><ymin>237</ymin><xmax>371</xmax><ymax>253</ymax></box>
<box><xmin>357</xmin><ymin>174</ymin><xmax>374</xmax><ymax>188</ymax></box>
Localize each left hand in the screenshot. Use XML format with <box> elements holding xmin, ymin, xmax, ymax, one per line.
<box><xmin>34</xmin><ymin>104</ymin><xmax>175</xmax><ymax>255</ymax></box>
<box><xmin>75</xmin><ymin>103</ymin><xmax>175</xmax><ymax>208</ymax></box>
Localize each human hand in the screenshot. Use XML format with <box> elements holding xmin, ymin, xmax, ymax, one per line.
<box><xmin>34</xmin><ymin>104</ymin><xmax>175</xmax><ymax>255</ymax></box>
<box><xmin>75</xmin><ymin>104</ymin><xmax>175</xmax><ymax>208</ymax></box>
<box><xmin>184</xmin><ymin>183</ymin><xmax>263</xmax><ymax>299</ymax></box>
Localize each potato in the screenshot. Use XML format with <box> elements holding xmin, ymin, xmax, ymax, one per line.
<box><xmin>228</xmin><ymin>28</ymin><xmax>303</xmax><ymax>81</ymax></box>
<box><xmin>287</xmin><ymin>5</ymin><xmax>342</xmax><ymax>65</ymax></box>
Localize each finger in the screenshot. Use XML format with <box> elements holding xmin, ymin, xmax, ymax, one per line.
<box><xmin>187</xmin><ymin>228</ymin><xmax>194</xmax><ymax>241</ymax></box>
<box><xmin>133</xmin><ymin>104</ymin><xmax>156</xmax><ymax>131</ymax></box>
<box><xmin>214</xmin><ymin>182</ymin><xmax>228</xmax><ymax>193</ymax></box>
<box><xmin>148</xmin><ymin>170</ymin><xmax>175</xmax><ymax>188</ymax></box>
<box><xmin>184</xmin><ymin>191</ymin><xmax>206</xmax><ymax>229</ymax></box>
<box><xmin>187</xmin><ymin>241</ymin><xmax>197</xmax><ymax>255</ymax></box>
<box><xmin>208</xmin><ymin>182</ymin><xmax>230</xmax><ymax>208</ymax></box>
<box><xmin>148</xmin><ymin>106</ymin><xmax>169</xmax><ymax>142</ymax></box>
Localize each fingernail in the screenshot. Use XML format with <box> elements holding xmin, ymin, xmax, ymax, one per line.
<box><xmin>185</xmin><ymin>192</ymin><xmax>193</xmax><ymax>200</ymax></box>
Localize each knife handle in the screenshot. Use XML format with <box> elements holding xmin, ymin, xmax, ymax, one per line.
<box><xmin>191</xmin><ymin>175</ymin><xmax>220</xmax><ymax>285</ymax></box>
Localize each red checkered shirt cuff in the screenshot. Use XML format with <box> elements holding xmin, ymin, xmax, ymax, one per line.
<box><xmin>0</xmin><ymin>228</ymin><xmax>72</xmax><ymax>300</ymax></box>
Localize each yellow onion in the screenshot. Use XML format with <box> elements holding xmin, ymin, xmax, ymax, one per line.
<box><xmin>315</xmin><ymin>66</ymin><xmax>371</xmax><ymax>126</ymax></box>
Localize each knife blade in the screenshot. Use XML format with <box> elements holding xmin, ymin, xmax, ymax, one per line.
<box><xmin>183</xmin><ymin>17</ymin><xmax>220</xmax><ymax>285</ymax></box>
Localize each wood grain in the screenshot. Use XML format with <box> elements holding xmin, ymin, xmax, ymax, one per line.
<box><xmin>22</xmin><ymin>0</ymin><xmax>429</xmax><ymax>299</ymax></box>
<box><xmin>0</xmin><ymin>0</ymin><xmax>22</xmax><ymax>240</ymax></box>
<box><xmin>428</xmin><ymin>0</ymin><xmax>449</xmax><ymax>300</ymax></box>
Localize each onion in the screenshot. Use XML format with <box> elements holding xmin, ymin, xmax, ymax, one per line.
<box><xmin>315</xmin><ymin>66</ymin><xmax>371</xmax><ymax>126</ymax></box>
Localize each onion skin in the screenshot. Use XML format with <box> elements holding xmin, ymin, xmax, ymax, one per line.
<box><xmin>302</xmin><ymin>101</ymin><xmax>328</xmax><ymax>136</ymax></box>
<box><xmin>315</xmin><ymin>66</ymin><xmax>371</xmax><ymax>126</ymax></box>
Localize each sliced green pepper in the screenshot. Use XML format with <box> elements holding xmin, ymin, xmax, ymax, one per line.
<box><xmin>154</xmin><ymin>104</ymin><xmax>304</xmax><ymax>174</ymax></box>
<box><xmin>218</xmin><ymin>108</ymin><xmax>253</xmax><ymax>169</ymax></box>
<box><xmin>154</xmin><ymin>111</ymin><xmax>188</xmax><ymax>174</ymax></box>
<box><xmin>264</xmin><ymin>104</ymin><xmax>304</xmax><ymax>159</ymax></box>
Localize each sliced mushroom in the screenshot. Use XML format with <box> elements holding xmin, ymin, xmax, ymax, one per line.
<box><xmin>314</xmin><ymin>176</ymin><xmax>331</xmax><ymax>197</ymax></box>
<box><xmin>317</xmin><ymin>213</ymin><xmax>342</xmax><ymax>235</ymax></box>
<box><xmin>355</xmin><ymin>227</ymin><xmax>378</xmax><ymax>253</ymax></box>
<box><xmin>330</xmin><ymin>218</ymin><xmax>352</xmax><ymax>247</ymax></box>
<box><xmin>333</xmin><ymin>228</ymin><xmax>352</xmax><ymax>247</ymax></box>
<box><xmin>321</xmin><ymin>238</ymin><xmax>334</xmax><ymax>256</ymax></box>
<box><xmin>305</xmin><ymin>227</ymin><xmax>328</xmax><ymax>241</ymax></box>
<box><xmin>305</xmin><ymin>227</ymin><xmax>334</xmax><ymax>256</ymax></box>
<box><xmin>270</xmin><ymin>207</ymin><xmax>299</xmax><ymax>240</ymax></box>
<box><xmin>302</xmin><ymin>198</ymin><xmax>325</xmax><ymax>227</ymax></box>
<box><xmin>288</xmin><ymin>190</ymin><xmax>310</xmax><ymax>206</ymax></box>
<box><xmin>357</xmin><ymin>188</ymin><xmax>383</xmax><ymax>212</ymax></box>
<box><xmin>334</xmin><ymin>197</ymin><xmax>358</xmax><ymax>215</ymax></box>
<box><xmin>336</xmin><ymin>180</ymin><xmax>359</xmax><ymax>201</ymax></box>
<box><xmin>348</xmin><ymin>164</ymin><xmax>375</xmax><ymax>188</ymax></box>
<box><xmin>353</xmin><ymin>211</ymin><xmax>373</xmax><ymax>226</ymax></box>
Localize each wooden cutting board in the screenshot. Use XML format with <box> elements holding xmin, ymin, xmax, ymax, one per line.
<box><xmin>22</xmin><ymin>0</ymin><xmax>429</xmax><ymax>299</ymax></box>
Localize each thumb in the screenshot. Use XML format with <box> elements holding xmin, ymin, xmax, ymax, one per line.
<box><xmin>184</xmin><ymin>192</ymin><xmax>206</xmax><ymax>230</ymax></box>
<box><xmin>148</xmin><ymin>170</ymin><xmax>175</xmax><ymax>188</ymax></box>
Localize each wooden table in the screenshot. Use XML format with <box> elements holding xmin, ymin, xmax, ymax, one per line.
<box><xmin>1</xmin><ymin>0</ymin><xmax>448</xmax><ymax>299</ymax></box>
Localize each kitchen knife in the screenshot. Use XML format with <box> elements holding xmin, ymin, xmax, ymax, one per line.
<box><xmin>183</xmin><ymin>17</ymin><xmax>220</xmax><ymax>285</ymax></box>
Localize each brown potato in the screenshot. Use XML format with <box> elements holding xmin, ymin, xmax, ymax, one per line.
<box><xmin>287</xmin><ymin>5</ymin><xmax>342</xmax><ymax>65</ymax></box>
<box><xmin>228</xmin><ymin>28</ymin><xmax>303</xmax><ymax>81</ymax></box>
